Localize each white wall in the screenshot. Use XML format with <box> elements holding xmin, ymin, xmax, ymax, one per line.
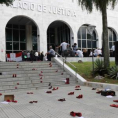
<box><xmin>0</xmin><ymin>0</ymin><xmax>118</xmax><ymax>61</ymax></box>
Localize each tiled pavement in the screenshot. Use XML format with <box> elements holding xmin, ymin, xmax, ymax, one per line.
<box><xmin>0</xmin><ymin>85</ymin><xmax>118</xmax><ymax>118</ymax></box>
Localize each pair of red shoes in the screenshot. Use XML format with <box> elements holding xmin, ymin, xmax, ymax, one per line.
<box><xmin>0</xmin><ymin>93</ymin><xmax>2</xmax><ymax>96</ymax></box>
<box><xmin>76</xmin><ymin>94</ymin><xmax>83</xmax><ymax>99</ymax></box>
<box><xmin>29</xmin><ymin>101</ymin><xmax>38</xmax><ymax>103</ymax></box>
<box><xmin>52</xmin><ymin>87</ymin><xmax>58</xmax><ymax>90</ymax></box>
<box><xmin>13</xmin><ymin>74</ymin><xmax>17</xmax><ymax>77</ymax></box>
<box><xmin>27</xmin><ymin>92</ymin><xmax>33</xmax><ymax>94</ymax></box>
<box><xmin>46</xmin><ymin>91</ymin><xmax>52</xmax><ymax>93</ymax></box>
<box><xmin>70</xmin><ymin>111</ymin><xmax>82</xmax><ymax>117</ymax></box>
<box><xmin>68</xmin><ymin>92</ymin><xmax>74</xmax><ymax>95</ymax></box>
<box><xmin>7</xmin><ymin>100</ymin><xmax>17</xmax><ymax>103</ymax></box>
<box><xmin>58</xmin><ymin>98</ymin><xmax>66</xmax><ymax>102</ymax></box>
<box><xmin>75</xmin><ymin>85</ymin><xmax>80</xmax><ymax>88</ymax></box>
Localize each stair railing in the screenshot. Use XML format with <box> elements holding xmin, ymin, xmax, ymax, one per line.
<box><xmin>55</xmin><ymin>52</ymin><xmax>78</xmax><ymax>82</ymax></box>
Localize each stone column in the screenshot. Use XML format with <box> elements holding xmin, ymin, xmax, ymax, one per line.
<box><xmin>26</xmin><ymin>25</ymin><xmax>32</xmax><ymax>51</ymax></box>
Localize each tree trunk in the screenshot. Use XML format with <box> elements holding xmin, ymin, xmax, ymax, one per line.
<box><xmin>102</xmin><ymin>4</ymin><xmax>110</xmax><ymax>69</ymax></box>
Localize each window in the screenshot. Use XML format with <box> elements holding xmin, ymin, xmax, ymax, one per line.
<box><xmin>78</xmin><ymin>26</ymin><xmax>97</xmax><ymax>50</ymax></box>
<box><xmin>32</xmin><ymin>26</ymin><xmax>37</xmax><ymax>50</ymax></box>
<box><xmin>6</xmin><ymin>24</ymin><xmax>26</xmax><ymax>52</ymax></box>
<box><xmin>108</xmin><ymin>28</ymin><xmax>117</xmax><ymax>49</ymax></box>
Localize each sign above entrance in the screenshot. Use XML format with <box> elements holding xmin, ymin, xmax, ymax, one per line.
<box><xmin>11</xmin><ymin>1</ymin><xmax>76</xmax><ymax>17</ymax></box>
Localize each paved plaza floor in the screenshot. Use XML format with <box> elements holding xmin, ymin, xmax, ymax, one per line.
<box><xmin>0</xmin><ymin>86</ymin><xmax>118</xmax><ymax>118</ymax></box>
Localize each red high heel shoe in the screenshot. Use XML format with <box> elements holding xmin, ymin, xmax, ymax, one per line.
<box><xmin>70</xmin><ymin>111</ymin><xmax>76</xmax><ymax>117</ymax></box>
<box><xmin>68</xmin><ymin>92</ymin><xmax>74</xmax><ymax>95</ymax></box>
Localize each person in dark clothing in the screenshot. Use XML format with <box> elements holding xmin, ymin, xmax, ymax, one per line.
<box><xmin>30</xmin><ymin>50</ymin><xmax>34</xmax><ymax>62</ymax></box>
<box><xmin>22</xmin><ymin>50</ymin><xmax>25</xmax><ymax>61</ymax></box>
<box><xmin>40</xmin><ymin>51</ymin><xmax>44</xmax><ymax>61</ymax></box>
<box><xmin>38</xmin><ymin>52</ymin><xmax>41</xmax><ymax>61</ymax></box>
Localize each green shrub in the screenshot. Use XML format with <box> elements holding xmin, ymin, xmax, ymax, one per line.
<box><xmin>93</xmin><ymin>59</ymin><xmax>107</xmax><ymax>76</ymax></box>
<box><xmin>108</xmin><ymin>66</ymin><xmax>118</xmax><ymax>79</ymax></box>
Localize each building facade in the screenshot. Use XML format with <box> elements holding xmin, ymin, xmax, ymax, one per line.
<box><xmin>0</xmin><ymin>0</ymin><xmax>118</xmax><ymax>61</ymax></box>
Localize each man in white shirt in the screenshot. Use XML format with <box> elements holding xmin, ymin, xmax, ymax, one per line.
<box><xmin>111</xmin><ymin>44</ymin><xmax>115</xmax><ymax>57</ymax></box>
<box><xmin>76</xmin><ymin>49</ymin><xmax>83</xmax><ymax>57</ymax></box>
<box><xmin>35</xmin><ymin>51</ymin><xmax>38</xmax><ymax>61</ymax></box>
<box><xmin>56</xmin><ymin>41</ymin><xmax>69</xmax><ymax>56</ymax></box>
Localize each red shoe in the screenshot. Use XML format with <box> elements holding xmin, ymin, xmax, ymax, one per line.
<box><xmin>39</xmin><ymin>74</ymin><xmax>43</xmax><ymax>76</ymax></box>
<box><xmin>30</xmin><ymin>92</ymin><xmax>33</xmax><ymax>94</ymax></box>
<box><xmin>14</xmin><ymin>74</ymin><xmax>17</xmax><ymax>77</ymax></box>
<box><xmin>52</xmin><ymin>87</ymin><xmax>56</xmax><ymax>90</ymax></box>
<box><xmin>75</xmin><ymin>86</ymin><xmax>80</xmax><ymax>88</ymax></box>
<box><xmin>17</xmin><ymin>83</ymin><xmax>19</xmax><ymax>85</ymax></box>
<box><xmin>76</xmin><ymin>94</ymin><xmax>83</xmax><ymax>99</ymax></box>
<box><xmin>29</xmin><ymin>101</ymin><xmax>33</xmax><ymax>103</ymax></box>
<box><xmin>0</xmin><ymin>93</ymin><xmax>2</xmax><ymax>96</ymax></box>
<box><xmin>113</xmin><ymin>100</ymin><xmax>118</xmax><ymax>103</ymax></box>
<box><xmin>40</xmin><ymin>77</ymin><xmax>42</xmax><ymax>79</ymax></box>
<box><xmin>68</xmin><ymin>92</ymin><xmax>74</xmax><ymax>95</ymax></box>
<box><xmin>61</xmin><ymin>73</ymin><xmax>63</xmax><ymax>75</ymax></box>
<box><xmin>40</xmin><ymin>81</ymin><xmax>43</xmax><ymax>83</ymax></box>
<box><xmin>7</xmin><ymin>100</ymin><xmax>11</xmax><ymax>102</ymax></box>
<box><xmin>27</xmin><ymin>92</ymin><xmax>30</xmax><ymax>94</ymax></box>
<box><xmin>70</xmin><ymin>111</ymin><xmax>76</xmax><ymax>117</ymax></box>
<box><xmin>12</xmin><ymin>100</ymin><xmax>17</xmax><ymax>103</ymax></box>
<box><xmin>41</xmin><ymin>71</ymin><xmax>43</xmax><ymax>73</ymax></box>
<box><xmin>110</xmin><ymin>104</ymin><xmax>118</xmax><ymax>108</ymax></box>
<box><xmin>57</xmin><ymin>87</ymin><xmax>59</xmax><ymax>89</ymax></box>
<box><xmin>46</xmin><ymin>91</ymin><xmax>52</xmax><ymax>93</ymax></box>
<box><xmin>75</xmin><ymin>112</ymin><xmax>82</xmax><ymax>117</ymax></box>
<box><xmin>58</xmin><ymin>98</ymin><xmax>66</xmax><ymax>102</ymax></box>
<box><xmin>15</xmin><ymin>87</ymin><xmax>17</xmax><ymax>89</ymax></box>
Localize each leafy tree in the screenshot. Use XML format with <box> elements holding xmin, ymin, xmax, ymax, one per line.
<box><xmin>78</xmin><ymin>0</ymin><xmax>117</xmax><ymax>69</ymax></box>
<box><xmin>0</xmin><ymin>0</ymin><xmax>15</xmax><ymax>6</ymax></box>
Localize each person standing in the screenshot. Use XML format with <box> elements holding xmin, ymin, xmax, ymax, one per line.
<box><xmin>35</xmin><ymin>51</ymin><xmax>38</xmax><ymax>61</ymax></box>
<box><xmin>111</xmin><ymin>43</ymin><xmax>115</xmax><ymax>57</ymax></box>
<box><xmin>40</xmin><ymin>51</ymin><xmax>44</xmax><ymax>61</ymax></box>
<box><xmin>56</xmin><ymin>41</ymin><xmax>69</xmax><ymax>57</ymax></box>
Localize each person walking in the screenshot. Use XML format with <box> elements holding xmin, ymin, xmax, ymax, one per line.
<box><xmin>56</xmin><ymin>41</ymin><xmax>69</xmax><ymax>57</ymax></box>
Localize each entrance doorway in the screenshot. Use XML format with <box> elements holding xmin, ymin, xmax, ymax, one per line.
<box><xmin>47</xmin><ymin>21</ymin><xmax>72</xmax><ymax>54</ymax></box>
<box><xmin>6</xmin><ymin>16</ymin><xmax>38</xmax><ymax>54</ymax></box>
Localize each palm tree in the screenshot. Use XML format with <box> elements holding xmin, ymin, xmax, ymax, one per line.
<box><xmin>78</xmin><ymin>0</ymin><xmax>117</xmax><ymax>69</ymax></box>
<box><xmin>0</xmin><ymin>0</ymin><xmax>14</xmax><ymax>6</ymax></box>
